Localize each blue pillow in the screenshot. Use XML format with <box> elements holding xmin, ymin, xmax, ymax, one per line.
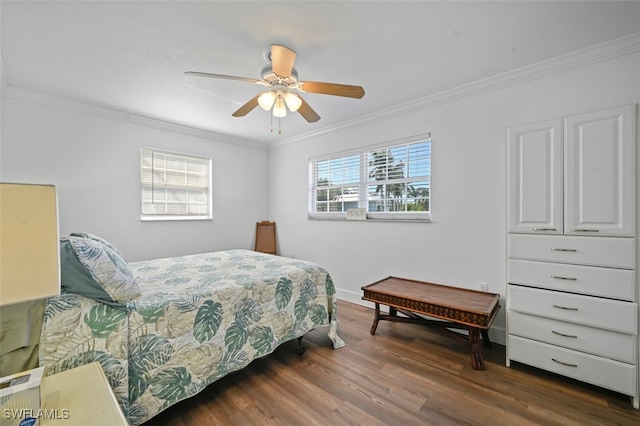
<box><xmin>60</xmin><ymin>236</ymin><xmax>140</xmax><ymax>306</ymax></box>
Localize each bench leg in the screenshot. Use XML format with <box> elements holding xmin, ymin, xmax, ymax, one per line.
<box><xmin>370</xmin><ymin>303</ymin><xmax>380</xmax><ymax>335</ymax></box>
<box><xmin>469</xmin><ymin>328</ymin><xmax>485</xmax><ymax>370</ymax></box>
<box><xmin>481</xmin><ymin>329</ymin><xmax>492</xmax><ymax>348</ymax></box>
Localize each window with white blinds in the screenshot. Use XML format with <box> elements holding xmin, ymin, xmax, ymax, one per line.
<box><xmin>140</xmin><ymin>147</ymin><xmax>212</xmax><ymax>221</ymax></box>
<box><xmin>309</xmin><ymin>135</ymin><xmax>431</xmax><ymax>221</ymax></box>
<box><xmin>312</xmin><ymin>154</ymin><xmax>361</xmax><ymax>213</ymax></box>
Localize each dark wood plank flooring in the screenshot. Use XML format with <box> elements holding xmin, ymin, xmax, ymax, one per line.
<box><xmin>144</xmin><ymin>301</ymin><xmax>640</xmax><ymax>425</ymax></box>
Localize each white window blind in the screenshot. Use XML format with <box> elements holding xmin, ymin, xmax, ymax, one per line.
<box><xmin>309</xmin><ymin>135</ymin><xmax>431</xmax><ymax>221</ymax></box>
<box><xmin>140</xmin><ymin>147</ymin><xmax>212</xmax><ymax>221</ymax></box>
<box><xmin>312</xmin><ymin>154</ymin><xmax>361</xmax><ymax>213</ymax></box>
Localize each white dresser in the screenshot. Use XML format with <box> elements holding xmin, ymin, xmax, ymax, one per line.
<box><xmin>506</xmin><ymin>104</ymin><xmax>638</xmax><ymax>408</ymax></box>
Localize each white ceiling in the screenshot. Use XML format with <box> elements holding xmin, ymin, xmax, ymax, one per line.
<box><xmin>2</xmin><ymin>1</ymin><xmax>639</xmax><ymax>145</ymax></box>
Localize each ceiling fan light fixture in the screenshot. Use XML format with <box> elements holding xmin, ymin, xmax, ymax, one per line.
<box><xmin>272</xmin><ymin>95</ymin><xmax>287</xmax><ymax>117</ymax></box>
<box><xmin>284</xmin><ymin>92</ymin><xmax>302</xmax><ymax>112</ymax></box>
<box><xmin>258</xmin><ymin>91</ymin><xmax>276</xmax><ymax>111</ymax></box>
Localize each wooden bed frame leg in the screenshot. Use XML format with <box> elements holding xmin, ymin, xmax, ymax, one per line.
<box><xmin>296</xmin><ymin>336</ymin><xmax>306</xmax><ymax>355</ymax></box>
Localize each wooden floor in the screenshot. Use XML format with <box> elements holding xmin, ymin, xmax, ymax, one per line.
<box><xmin>144</xmin><ymin>301</ymin><xmax>640</xmax><ymax>425</ymax></box>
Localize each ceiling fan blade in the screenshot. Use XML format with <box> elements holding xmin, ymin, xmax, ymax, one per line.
<box><xmin>271</xmin><ymin>45</ymin><xmax>296</xmax><ymax>78</ymax></box>
<box><xmin>298</xmin><ymin>81</ymin><xmax>365</xmax><ymax>99</ymax></box>
<box><xmin>297</xmin><ymin>97</ymin><xmax>320</xmax><ymax>123</ymax></box>
<box><xmin>232</xmin><ymin>94</ymin><xmax>260</xmax><ymax>117</ymax></box>
<box><xmin>185</xmin><ymin>71</ymin><xmax>263</xmax><ymax>85</ymax></box>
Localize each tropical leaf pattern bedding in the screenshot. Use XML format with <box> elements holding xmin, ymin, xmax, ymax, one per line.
<box><xmin>40</xmin><ymin>249</ymin><xmax>344</xmax><ymax>425</ymax></box>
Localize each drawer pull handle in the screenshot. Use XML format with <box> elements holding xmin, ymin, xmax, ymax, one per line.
<box><xmin>532</xmin><ymin>227</ymin><xmax>557</xmax><ymax>231</ymax></box>
<box><xmin>550</xmin><ymin>275</ymin><xmax>577</xmax><ymax>281</ymax></box>
<box><xmin>551</xmin><ymin>248</ymin><xmax>577</xmax><ymax>252</ymax></box>
<box><xmin>552</xmin><ymin>358</ymin><xmax>578</xmax><ymax>368</ymax></box>
<box><xmin>551</xmin><ymin>330</ymin><xmax>578</xmax><ymax>338</ymax></box>
<box><xmin>552</xmin><ymin>304</ymin><xmax>578</xmax><ymax>311</ymax></box>
<box><xmin>571</xmin><ymin>228</ymin><xmax>599</xmax><ymax>233</ymax></box>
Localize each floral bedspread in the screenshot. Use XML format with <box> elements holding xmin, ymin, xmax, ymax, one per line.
<box><xmin>40</xmin><ymin>249</ymin><xmax>344</xmax><ymax>425</ymax></box>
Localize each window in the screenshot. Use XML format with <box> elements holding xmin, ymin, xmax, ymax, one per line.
<box><xmin>140</xmin><ymin>147</ymin><xmax>212</xmax><ymax>221</ymax></box>
<box><xmin>309</xmin><ymin>134</ymin><xmax>431</xmax><ymax>221</ymax></box>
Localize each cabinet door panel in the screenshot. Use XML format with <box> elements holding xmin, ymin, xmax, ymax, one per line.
<box><xmin>565</xmin><ymin>104</ymin><xmax>636</xmax><ymax>236</ymax></box>
<box><xmin>507</xmin><ymin>119</ymin><xmax>563</xmax><ymax>234</ymax></box>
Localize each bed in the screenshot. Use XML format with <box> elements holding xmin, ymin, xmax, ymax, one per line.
<box><xmin>38</xmin><ymin>234</ymin><xmax>344</xmax><ymax>425</ymax></box>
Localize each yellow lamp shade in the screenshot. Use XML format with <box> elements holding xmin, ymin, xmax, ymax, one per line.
<box><xmin>0</xmin><ymin>183</ymin><xmax>60</xmax><ymax>305</ymax></box>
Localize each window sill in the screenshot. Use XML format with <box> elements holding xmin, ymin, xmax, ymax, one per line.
<box><xmin>141</xmin><ymin>216</ymin><xmax>213</xmax><ymax>222</ymax></box>
<box><xmin>307</xmin><ymin>216</ymin><xmax>430</xmax><ymax>223</ymax></box>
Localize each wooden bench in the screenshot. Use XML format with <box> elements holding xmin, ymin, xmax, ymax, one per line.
<box><xmin>361</xmin><ymin>276</ymin><xmax>501</xmax><ymax>370</ymax></box>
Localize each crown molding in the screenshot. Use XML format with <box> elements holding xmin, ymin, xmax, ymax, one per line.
<box><xmin>270</xmin><ymin>32</ymin><xmax>640</xmax><ymax>150</ymax></box>
<box><xmin>3</xmin><ymin>32</ymin><xmax>638</xmax><ymax>152</ymax></box>
<box><xmin>1</xmin><ymin>86</ymin><xmax>268</xmax><ymax>151</ymax></box>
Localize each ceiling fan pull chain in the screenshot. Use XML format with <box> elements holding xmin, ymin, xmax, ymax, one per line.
<box><xmin>279</xmin><ymin>115</ymin><xmax>282</xmax><ymax>134</ymax></box>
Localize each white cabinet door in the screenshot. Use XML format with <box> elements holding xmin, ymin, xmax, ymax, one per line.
<box><xmin>565</xmin><ymin>104</ymin><xmax>636</xmax><ymax>237</ymax></box>
<box><xmin>507</xmin><ymin>119</ymin><xmax>563</xmax><ymax>234</ymax></box>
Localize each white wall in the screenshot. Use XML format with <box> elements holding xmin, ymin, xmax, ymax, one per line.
<box><xmin>1</xmin><ymin>44</ymin><xmax>638</xmax><ymax>344</ymax></box>
<box><xmin>0</xmin><ymin>92</ymin><xmax>269</xmax><ymax>261</ymax></box>
<box><xmin>267</xmin><ymin>51</ymin><xmax>640</xmax><ymax>343</ymax></box>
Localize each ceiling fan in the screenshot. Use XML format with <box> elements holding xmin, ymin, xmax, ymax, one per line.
<box><xmin>185</xmin><ymin>45</ymin><xmax>365</xmax><ymax>132</ymax></box>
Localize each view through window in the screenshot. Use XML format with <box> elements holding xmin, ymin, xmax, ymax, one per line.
<box><xmin>309</xmin><ymin>135</ymin><xmax>431</xmax><ymax>221</ymax></box>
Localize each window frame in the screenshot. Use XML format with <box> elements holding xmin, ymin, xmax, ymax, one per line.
<box><xmin>308</xmin><ymin>134</ymin><xmax>431</xmax><ymax>222</ymax></box>
<box><xmin>140</xmin><ymin>147</ymin><xmax>213</xmax><ymax>222</ymax></box>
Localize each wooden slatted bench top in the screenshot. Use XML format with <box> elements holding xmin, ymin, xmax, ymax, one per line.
<box><xmin>362</xmin><ymin>276</ymin><xmax>501</xmax><ymax>328</ymax></box>
<box><xmin>361</xmin><ymin>276</ymin><xmax>501</xmax><ymax>370</ymax></box>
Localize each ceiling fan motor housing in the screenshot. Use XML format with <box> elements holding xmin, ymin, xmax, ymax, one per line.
<box><xmin>261</xmin><ymin>66</ymin><xmax>298</xmax><ymax>85</ymax></box>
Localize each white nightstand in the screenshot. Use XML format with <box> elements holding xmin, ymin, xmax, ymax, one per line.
<box><xmin>40</xmin><ymin>362</ymin><xmax>128</xmax><ymax>425</ymax></box>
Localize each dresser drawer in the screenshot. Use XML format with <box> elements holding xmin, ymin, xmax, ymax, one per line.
<box><xmin>508</xmin><ymin>311</ymin><xmax>637</xmax><ymax>363</ymax></box>
<box><xmin>508</xmin><ymin>234</ymin><xmax>635</xmax><ymax>269</ymax></box>
<box><xmin>508</xmin><ymin>259</ymin><xmax>636</xmax><ymax>301</ymax></box>
<box><xmin>509</xmin><ymin>285</ymin><xmax>637</xmax><ymax>334</ymax></box>
<box><xmin>508</xmin><ymin>335</ymin><xmax>637</xmax><ymax>396</ymax></box>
